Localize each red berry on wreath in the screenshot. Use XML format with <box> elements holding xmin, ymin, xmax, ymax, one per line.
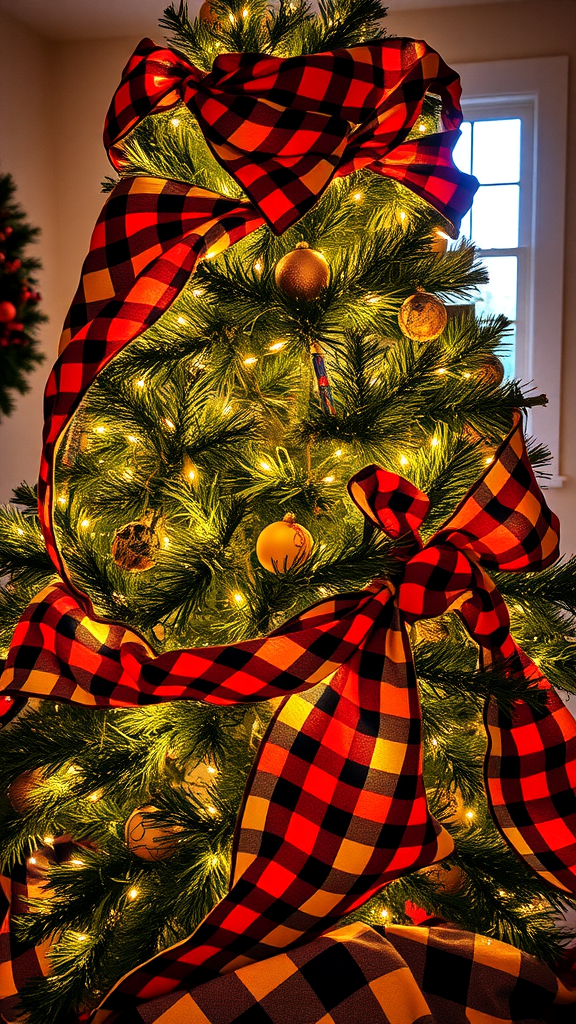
<box><xmin>0</xmin><ymin>301</ymin><xmax>17</xmax><ymax>322</ymax></box>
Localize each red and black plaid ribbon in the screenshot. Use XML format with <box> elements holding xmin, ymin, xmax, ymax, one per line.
<box><xmin>105</xmin><ymin>37</ymin><xmax>477</xmax><ymax>237</ymax></box>
<box><xmin>4</xmin><ymin>413</ymin><xmax>576</xmax><ymax>1022</ymax></box>
<box><xmin>3</xmin><ymin>35</ymin><xmax>575</xmax><ymax>1023</ymax></box>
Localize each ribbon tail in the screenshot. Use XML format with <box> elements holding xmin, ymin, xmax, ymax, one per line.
<box><xmin>92</xmin><ymin>598</ymin><xmax>452</xmax><ymax>1019</ymax></box>
<box><xmin>483</xmin><ymin>645</ymin><xmax>576</xmax><ymax>894</ymax></box>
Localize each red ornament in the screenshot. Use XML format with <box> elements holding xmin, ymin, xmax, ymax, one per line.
<box><xmin>0</xmin><ymin>301</ymin><xmax>17</xmax><ymax>322</ymax></box>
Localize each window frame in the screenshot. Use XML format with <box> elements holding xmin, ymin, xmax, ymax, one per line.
<box><xmin>453</xmin><ymin>56</ymin><xmax>569</xmax><ymax>487</ymax></box>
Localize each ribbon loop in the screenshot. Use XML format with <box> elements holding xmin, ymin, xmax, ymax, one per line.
<box><xmin>347</xmin><ymin>465</ymin><xmax>429</xmax><ymax>541</ymax></box>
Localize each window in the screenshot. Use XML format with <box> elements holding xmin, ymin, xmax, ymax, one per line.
<box><xmin>453</xmin><ymin>57</ymin><xmax>568</xmax><ymax>486</ymax></box>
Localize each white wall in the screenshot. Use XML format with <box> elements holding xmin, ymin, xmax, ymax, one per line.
<box><xmin>0</xmin><ymin>0</ymin><xmax>575</xmax><ymax>550</ymax></box>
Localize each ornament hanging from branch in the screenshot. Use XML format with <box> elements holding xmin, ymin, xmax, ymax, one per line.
<box><xmin>274</xmin><ymin>242</ymin><xmax>330</xmax><ymax>301</ymax></box>
<box><xmin>398</xmin><ymin>287</ymin><xmax>447</xmax><ymax>342</ymax></box>
<box><xmin>310</xmin><ymin>342</ymin><xmax>336</xmax><ymax>415</ymax></box>
<box><xmin>256</xmin><ymin>513</ymin><xmax>313</xmax><ymax>573</ymax></box>
<box><xmin>479</xmin><ymin>354</ymin><xmax>505</xmax><ymax>386</ymax></box>
<box><xmin>125</xmin><ymin>805</ymin><xmax>181</xmax><ymax>862</ymax></box>
<box><xmin>111</xmin><ymin>512</ymin><xmax>159</xmax><ymax>572</ymax></box>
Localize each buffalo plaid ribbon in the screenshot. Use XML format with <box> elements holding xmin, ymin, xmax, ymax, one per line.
<box><xmin>2</xmin><ymin>34</ymin><xmax>575</xmax><ymax>1024</ymax></box>
<box><xmin>105</xmin><ymin>37</ymin><xmax>477</xmax><ymax>237</ymax></box>
<box><xmin>4</xmin><ymin>414</ymin><xmax>576</xmax><ymax>1022</ymax></box>
<box><xmin>94</xmin><ymin>921</ymin><xmax>572</xmax><ymax>1024</ymax></box>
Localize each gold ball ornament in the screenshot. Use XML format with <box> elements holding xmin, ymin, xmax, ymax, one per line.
<box><xmin>256</xmin><ymin>513</ymin><xmax>313</xmax><ymax>573</ymax></box>
<box><xmin>125</xmin><ymin>805</ymin><xmax>181</xmax><ymax>862</ymax></box>
<box><xmin>274</xmin><ymin>242</ymin><xmax>330</xmax><ymax>301</ymax></box>
<box><xmin>398</xmin><ymin>288</ymin><xmax>447</xmax><ymax>342</ymax></box>
<box><xmin>199</xmin><ymin>0</ymin><xmax>218</xmax><ymax>23</ymax></box>
<box><xmin>478</xmin><ymin>354</ymin><xmax>505</xmax><ymax>386</ymax></box>
<box><xmin>111</xmin><ymin>514</ymin><xmax>159</xmax><ymax>572</ymax></box>
<box><xmin>8</xmin><ymin>768</ymin><xmax>46</xmax><ymax>813</ymax></box>
<box><xmin>421</xmin><ymin>862</ymin><xmax>464</xmax><ymax>894</ymax></box>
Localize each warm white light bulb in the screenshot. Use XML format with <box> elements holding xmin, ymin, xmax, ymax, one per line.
<box><xmin>164</xmin><ymin>418</ymin><xmax>175</xmax><ymax>430</ymax></box>
<box><xmin>260</xmin><ymin>460</ymin><xmax>272</xmax><ymax>471</ymax></box>
<box><xmin>170</xmin><ymin>117</ymin><xmax>180</xmax><ymax>127</ymax></box>
<box><xmin>233</xmin><ymin>593</ymin><xmax>244</xmax><ymax>605</ymax></box>
<box><xmin>80</xmin><ymin>519</ymin><xmax>90</xmax><ymax>529</ymax></box>
<box><xmin>136</xmin><ymin>379</ymin><xmax>145</xmax><ymax>388</ymax></box>
<box><xmin>243</xmin><ymin>356</ymin><xmax>258</xmax><ymax>366</ymax></box>
<box><xmin>323</xmin><ymin>475</ymin><xmax>335</xmax><ymax>483</ymax></box>
<box><xmin>399</xmin><ymin>455</ymin><xmax>408</xmax><ymax>467</ymax></box>
<box><xmin>128</xmin><ymin>888</ymin><xmax>138</xmax><ymax>900</ymax></box>
<box><xmin>269</xmin><ymin>341</ymin><xmax>284</xmax><ymax>351</ymax></box>
<box><xmin>177</xmin><ymin>316</ymin><xmax>186</xmax><ymax>325</ymax></box>
<box><xmin>96</xmin><ymin>425</ymin><xmax>106</xmax><ymax>434</ymax></box>
<box><xmin>430</xmin><ymin>437</ymin><xmax>440</xmax><ymax>447</ymax></box>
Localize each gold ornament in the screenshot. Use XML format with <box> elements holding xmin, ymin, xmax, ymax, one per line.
<box><xmin>111</xmin><ymin>513</ymin><xmax>159</xmax><ymax>572</ymax></box>
<box><xmin>430</xmin><ymin>230</ymin><xmax>449</xmax><ymax>255</ymax></box>
<box><xmin>8</xmin><ymin>767</ymin><xmax>46</xmax><ymax>813</ymax></box>
<box><xmin>421</xmin><ymin>861</ymin><xmax>464</xmax><ymax>894</ymax></box>
<box><xmin>274</xmin><ymin>242</ymin><xmax>330</xmax><ymax>301</ymax></box>
<box><xmin>198</xmin><ymin>0</ymin><xmax>218</xmax><ymax>23</ymax></box>
<box><xmin>478</xmin><ymin>354</ymin><xmax>505</xmax><ymax>386</ymax></box>
<box><xmin>125</xmin><ymin>805</ymin><xmax>181</xmax><ymax>862</ymax></box>
<box><xmin>398</xmin><ymin>287</ymin><xmax>447</xmax><ymax>342</ymax></box>
<box><xmin>256</xmin><ymin>513</ymin><xmax>313</xmax><ymax>573</ymax></box>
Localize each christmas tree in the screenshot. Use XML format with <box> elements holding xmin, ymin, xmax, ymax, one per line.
<box><xmin>1</xmin><ymin>3</ymin><xmax>576</xmax><ymax>1023</ymax></box>
<box><xmin>0</xmin><ymin>173</ymin><xmax>45</xmax><ymax>418</ymax></box>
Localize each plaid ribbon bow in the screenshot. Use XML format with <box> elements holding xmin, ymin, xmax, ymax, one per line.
<box><xmin>105</xmin><ymin>37</ymin><xmax>478</xmax><ymax>237</ymax></box>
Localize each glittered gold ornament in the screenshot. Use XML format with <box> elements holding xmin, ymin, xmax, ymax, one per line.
<box><xmin>398</xmin><ymin>287</ymin><xmax>447</xmax><ymax>342</ymax></box>
<box><xmin>256</xmin><ymin>513</ymin><xmax>313</xmax><ymax>573</ymax></box>
<box><xmin>111</xmin><ymin>513</ymin><xmax>159</xmax><ymax>572</ymax></box>
<box><xmin>125</xmin><ymin>805</ymin><xmax>181</xmax><ymax>862</ymax></box>
<box><xmin>478</xmin><ymin>354</ymin><xmax>505</xmax><ymax>386</ymax></box>
<box><xmin>274</xmin><ymin>242</ymin><xmax>329</xmax><ymax>301</ymax></box>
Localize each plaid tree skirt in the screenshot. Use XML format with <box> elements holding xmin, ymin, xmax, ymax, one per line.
<box><xmin>91</xmin><ymin>921</ymin><xmax>575</xmax><ymax>1024</ymax></box>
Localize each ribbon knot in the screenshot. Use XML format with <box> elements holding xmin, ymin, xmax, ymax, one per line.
<box><xmin>347</xmin><ymin>424</ymin><xmax>558</xmax><ymax>657</ymax></box>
